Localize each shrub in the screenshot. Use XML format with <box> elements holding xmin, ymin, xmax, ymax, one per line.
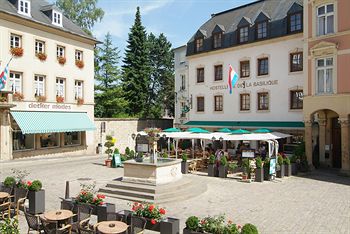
<box><xmin>277</xmin><ymin>155</ymin><xmax>283</xmax><ymax>166</ymax></box>
<box><xmin>241</xmin><ymin>223</ymin><xmax>258</xmax><ymax>234</ymax></box>
<box><xmin>185</xmin><ymin>216</ymin><xmax>200</xmax><ymax>231</ymax></box>
<box><xmin>208</xmin><ymin>154</ymin><xmax>215</xmax><ymax>164</ymax></box>
<box><xmin>136</xmin><ymin>152</ymin><xmax>143</xmax><ymax>159</ymax></box>
<box><xmin>284</xmin><ymin>157</ymin><xmax>291</xmax><ymax>165</ymax></box>
<box><xmin>255</xmin><ymin>157</ymin><xmax>262</xmax><ymax>169</ymax></box>
<box><xmin>200</xmin><ymin>215</ymin><xmax>226</xmax><ymax>233</ymax></box>
<box><xmin>0</xmin><ymin>218</ymin><xmax>20</xmax><ymax>234</ymax></box>
<box><xmin>120</xmin><ymin>155</ymin><xmax>127</xmax><ymax>161</ymax></box>
<box><xmin>220</xmin><ymin>156</ymin><xmax>228</xmax><ymax>166</ymax></box>
<box><xmin>28</xmin><ymin>180</ymin><xmax>42</xmax><ymax>192</ymax></box>
<box><xmin>242</xmin><ymin>158</ymin><xmax>250</xmax><ymax>173</ymax></box>
<box><xmin>4</xmin><ymin>177</ymin><xmax>16</xmax><ymax>187</ymax></box>
<box><xmin>129</xmin><ymin>150</ymin><xmax>135</xmax><ymax>158</ymax></box>
<box><xmin>225</xmin><ymin>223</ymin><xmax>240</xmax><ymax>234</ymax></box>
<box><xmin>228</xmin><ymin>162</ymin><xmax>238</xmax><ymax>173</ymax></box>
<box><xmin>125</xmin><ymin>147</ymin><xmax>131</xmax><ymax>155</ymax></box>
<box><xmin>263</xmin><ymin>157</ymin><xmax>270</xmax><ymax>168</ymax></box>
<box><xmin>162</xmin><ymin>152</ymin><xmax>169</xmax><ymax>158</ymax></box>
<box><xmin>182</xmin><ymin>153</ymin><xmax>188</xmax><ymax>162</ymax></box>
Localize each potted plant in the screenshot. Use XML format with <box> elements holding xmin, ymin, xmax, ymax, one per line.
<box><xmin>135</xmin><ymin>152</ymin><xmax>144</xmax><ymax>162</ymax></box>
<box><xmin>241</xmin><ymin>223</ymin><xmax>258</xmax><ymax>234</ymax></box>
<box><xmin>162</xmin><ymin>152</ymin><xmax>169</xmax><ymax>158</ymax></box>
<box><xmin>104</xmin><ymin>135</ymin><xmax>114</xmax><ymax>167</ymax></box>
<box><xmin>75</xmin><ymin>60</ymin><xmax>84</xmax><ymax>68</ymax></box>
<box><xmin>0</xmin><ymin>218</ymin><xmax>20</xmax><ymax>234</ymax></box>
<box><xmin>242</xmin><ymin>158</ymin><xmax>250</xmax><ymax>180</ymax></box>
<box><xmin>218</xmin><ymin>156</ymin><xmax>228</xmax><ymax>178</ymax></box>
<box><xmin>131</xmin><ymin>202</ymin><xmax>167</xmax><ymax>231</ymax></box>
<box><xmin>277</xmin><ymin>154</ymin><xmax>284</xmax><ymax>178</ymax></box>
<box><xmin>207</xmin><ymin>154</ymin><xmax>216</xmax><ymax>177</ymax></box>
<box><xmin>27</xmin><ymin>180</ymin><xmax>45</xmax><ymax>214</ymax></box>
<box><xmin>36</xmin><ymin>52</ymin><xmax>47</xmax><ymax>61</ymax></box>
<box><xmin>263</xmin><ymin>157</ymin><xmax>271</xmax><ymax>181</ymax></box>
<box><xmin>183</xmin><ymin>216</ymin><xmax>201</xmax><ymax>234</ymax></box>
<box><xmin>255</xmin><ymin>157</ymin><xmax>264</xmax><ymax>182</ymax></box>
<box><xmin>284</xmin><ymin>157</ymin><xmax>291</xmax><ymax>177</ymax></box>
<box><xmin>10</xmin><ymin>47</ymin><xmax>23</xmax><ymax>57</ymax></box>
<box><xmin>181</xmin><ymin>153</ymin><xmax>188</xmax><ymax>174</ymax></box>
<box><xmin>290</xmin><ymin>155</ymin><xmax>298</xmax><ymax>175</ymax></box>
<box><xmin>2</xmin><ymin>176</ymin><xmax>16</xmax><ymax>193</ymax></box>
<box><xmin>13</xmin><ymin>92</ymin><xmax>24</xmax><ymax>101</ymax></box>
<box><xmin>35</xmin><ymin>95</ymin><xmax>46</xmax><ymax>102</ymax></box>
<box><xmin>227</xmin><ymin>162</ymin><xmax>238</xmax><ymax>175</ymax></box>
<box><xmin>56</xmin><ymin>96</ymin><xmax>64</xmax><ymax>103</ymax></box>
<box><xmin>57</xmin><ymin>56</ymin><xmax>66</xmax><ymax>65</ymax></box>
<box><xmin>77</xmin><ymin>97</ymin><xmax>84</xmax><ymax>105</ymax></box>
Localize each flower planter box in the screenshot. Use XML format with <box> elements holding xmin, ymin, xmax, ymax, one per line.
<box><xmin>255</xmin><ymin>168</ymin><xmax>264</xmax><ymax>182</ymax></box>
<box><xmin>207</xmin><ymin>164</ymin><xmax>216</xmax><ymax>177</ymax></box>
<box><xmin>96</xmin><ymin>203</ymin><xmax>116</xmax><ymax>222</ymax></box>
<box><xmin>14</xmin><ymin>187</ymin><xmax>28</xmax><ymax>203</ymax></box>
<box><xmin>28</xmin><ymin>189</ymin><xmax>45</xmax><ymax>214</ymax></box>
<box><xmin>291</xmin><ymin>163</ymin><xmax>298</xmax><ymax>175</ymax></box>
<box><xmin>183</xmin><ymin>228</ymin><xmax>204</xmax><ymax>234</ymax></box>
<box><xmin>277</xmin><ymin>165</ymin><xmax>285</xmax><ymax>178</ymax></box>
<box><xmin>218</xmin><ymin>165</ymin><xmax>227</xmax><ymax>178</ymax></box>
<box><xmin>284</xmin><ymin>164</ymin><xmax>291</xmax><ymax>177</ymax></box>
<box><xmin>181</xmin><ymin>162</ymin><xmax>188</xmax><ymax>174</ymax></box>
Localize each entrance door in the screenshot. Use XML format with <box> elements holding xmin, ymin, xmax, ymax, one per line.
<box><xmin>331</xmin><ymin>118</ymin><xmax>341</xmax><ymax>168</ymax></box>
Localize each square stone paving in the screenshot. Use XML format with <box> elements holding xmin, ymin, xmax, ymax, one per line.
<box><xmin>1</xmin><ymin>155</ymin><xmax>349</xmax><ymax>234</ymax></box>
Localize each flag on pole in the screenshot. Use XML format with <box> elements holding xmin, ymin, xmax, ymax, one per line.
<box><xmin>228</xmin><ymin>64</ymin><xmax>239</xmax><ymax>94</ymax></box>
<box><xmin>0</xmin><ymin>58</ymin><xmax>12</xmax><ymax>90</ymax></box>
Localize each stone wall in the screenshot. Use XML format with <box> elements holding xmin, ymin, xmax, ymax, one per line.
<box><xmin>94</xmin><ymin>118</ymin><xmax>173</xmax><ymax>154</ymax></box>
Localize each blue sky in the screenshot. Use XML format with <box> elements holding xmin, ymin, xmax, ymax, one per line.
<box><xmin>92</xmin><ymin>0</ymin><xmax>255</xmax><ymax>52</ymax></box>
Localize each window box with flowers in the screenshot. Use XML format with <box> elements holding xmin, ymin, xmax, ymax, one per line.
<box><xmin>75</xmin><ymin>60</ymin><xmax>84</xmax><ymax>69</ymax></box>
<box><xmin>27</xmin><ymin>180</ymin><xmax>45</xmax><ymax>215</ymax></box>
<box><xmin>13</xmin><ymin>92</ymin><xmax>24</xmax><ymax>101</ymax></box>
<box><xmin>36</xmin><ymin>52</ymin><xmax>47</xmax><ymax>61</ymax></box>
<box><xmin>36</xmin><ymin>95</ymin><xmax>46</xmax><ymax>102</ymax></box>
<box><xmin>57</xmin><ymin>56</ymin><xmax>66</xmax><ymax>65</ymax></box>
<box><xmin>56</xmin><ymin>96</ymin><xmax>64</xmax><ymax>103</ymax></box>
<box><xmin>77</xmin><ymin>97</ymin><xmax>84</xmax><ymax>105</ymax></box>
<box><xmin>10</xmin><ymin>47</ymin><xmax>23</xmax><ymax>57</ymax></box>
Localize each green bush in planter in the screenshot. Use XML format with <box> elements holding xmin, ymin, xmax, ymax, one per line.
<box><xmin>228</xmin><ymin>162</ymin><xmax>238</xmax><ymax>172</ymax></box>
<box><xmin>185</xmin><ymin>216</ymin><xmax>200</xmax><ymax>231</ymax></box>
<box><xmin>284</xmin><ymin>157</ymin><xmax>291</xmax><ymax>165</ymax></box>
<box><xmin>28</xmin><ymin>180</ymin><xmax>42</xmax><ymax>192</ymax></box>
<box><xmin>208</xmin><ymin>154</ymin><xmax>215</xmax><ymax>164</ymax></box>
<box><xmin>277</xmin><ymin>155</ymin><xmax>283</xmax><ymax>166</ymax></box>
<box><xmin>4</xmin><ymin>176</ymin><xmax>16</xmax><ymax>187</ymax></box>
<box><xmin>255</xmin><ymin>157</ymin><xmax>263</xmax><ymax>169</ymax></box>
<box><xmin>225</xmin><ymin>224</ymin><xmax>240</xmax><ymax>234</ymax></box>
<box><xmin>162</xmin><ymin>152</ymin><xmax>169</xmax><ymax>158</ymax></box>
<box><xmin>220</xmin><ymin>156</ymin><xmax>228</xmax><ymax>167</ymax></box>
<box><xmin>0</xmin><ymin>218</ymin><xmax>20</xmax><ymax>234</ymax></box>
<box><xmin>125</xmin><ymin>147</ymin><xmax>130</xmax><ymax>155</ymax></box>
<box><xmin>182</xmin><ymin>154</ymin><xmax>188</xmax><ymax>162</ymax></box>
<box><xmin>263</xmin><ymin>157</ymin><xmax>270</xmax><ymax>168</ymax></box>
<box><xmin>129</xmin><ymin>150</ymin><xmax>135</xmax><ymax>158</ymax></box>
<box><xmin>120</xmin><ymin>155</ymin><xmax>127</xmax><ymax>161</ymax></box>
<box><xmin>242</xmin><ymin>158</ymin><xmax>250</xmax><ymax>173</ymax></box>
<box><xmin>241</xmin><ymin>223</ymin><xmax>258</xmax><ymax>234</ymax></box>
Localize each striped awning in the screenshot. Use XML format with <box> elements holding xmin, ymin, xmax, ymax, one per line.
<box><xmin>11</xmin><ymin>111</ymin><xmax>96</xmax><ymax>134</ymax></box>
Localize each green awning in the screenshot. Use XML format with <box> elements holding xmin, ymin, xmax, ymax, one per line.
<box><xmin>186</xmin><ymin>127</ymin><xmax>210</xmax><ymax>133</ymax></box>
<box><xmin>231</xmin><ymin>129</ymin><xmax>251</xmax><ymax>134</ymax></box>
<box><xmin>184</xmin><ymin>121</ymin><xmax>304</xmax><ymax>128</ymax></box>
<box><xmin>11</xmin><ymin>111</ymin><xmax>96</xmax><ymax>134</ymax></box>
<box><xmin>216</xmin><ymin>128</ymin><xmax>232</xmax><ymax>133</ymax></box>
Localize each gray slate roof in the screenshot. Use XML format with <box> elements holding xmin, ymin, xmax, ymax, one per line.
<box><xmin>0</xmin><ymin>0</ymin><xmax>96</xmax><ymax>42</ymax></box>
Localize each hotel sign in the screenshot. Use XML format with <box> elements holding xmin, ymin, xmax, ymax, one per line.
<box><xmin>235</xmin><ymin>80</ymin><xmax>278</xmax><ymax>88</ymax></box>
<box><xmin>26</xmin><ymin>102</ymin><xmax>73</xmax><ymax>111</ymax></box>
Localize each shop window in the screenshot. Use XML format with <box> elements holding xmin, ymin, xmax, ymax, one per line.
<box><xmin>290</xmin><ymin>52</ymin><xmax>303</xmax><ymax>72</ymax></box>
<box><xmin>240</xmin><ymin>93</ymin><xmax>250</xmax><ymax>111</ymax></box>
<box><xmin>258</xmin><ymin>92</ymin><xmax>269</xmax><ymax>110</ymax></box>
<box><xmin>316</xmin><ymin>57</ymin><xmax>333</xmax><ymax>94</ymax></box>
<box><xmin>197</xmin><ymin>68</ymin><xmax>204</xmax><ymax>83</ymax></box>
<box><xmin>9</xmin><ymin>72</ymin><xmax>22</xmax><ymax>93</ymax></box>
<box><xmin>40</xmin><ymin>133</ymin><xmax>59</xmax><ymax>148</ymax></box>
<box><xmin>214</xmin><ymin>95</ymin><xmax>223</xmax><ymax>111</ymax></box>
<box><xmin>64</xmin><ymin>132</ymin><xmax>81</xmax><ymax>146</ymax></box>
<box><xmin>317</xmin><ymin>4</ymin><xmax>334</xmax><ymax>36</ymax></box>
<box><xmin>214</xmin><ymin>65</ymin><xmax>223</xmax><ymax>81</ymax></box>
<box><xmin>74</xmin><ymin>80</ymin><xmax>83</xmax><ymax>99</ymax></box>
<box><xmin>240</xmin><ymin>60</ymin><xmax>250</xmax><ymax>78</ymax></box>
<box><xmin>290</xmin><ymin>90</ymin><xmax>303</xmax><ymax>109</ymax></box>
<box><xmin>13</xmin><ymin>131</ymin><xmax>34</xmax><ymax>151</ymax></box>
<box><xmin>197</xmin><ymin>96</ymin><xmax>204</xmax><ymax>112</ymax></box>
<box><xmin>10</xmin><ymin>34</ymin><xmax>21</xmax><ymax>48</ymax></box>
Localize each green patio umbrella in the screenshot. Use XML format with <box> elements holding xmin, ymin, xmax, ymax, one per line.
<box><xmin>252</xmin><ymin>128</ymin><xmax>273</xmax><ymax>133</ymax></box>
<box><xmin>216</xmin><ymin>128</ymin><xmax>232</xmax><ymax>133</ymax></box>
<box><xmin>163</xmin><ymin>127</ymin><xmax>181</xmax><ymax>132</ymax></box>
<box><xmin>231</xmin><ymin>129</ymin><xmax>251</xmax><ymax>134</ymax></box>
<box><xmin>186</xmin><ymin>127</ymin><xmax>210</xmax><ymax>133</ymax></box>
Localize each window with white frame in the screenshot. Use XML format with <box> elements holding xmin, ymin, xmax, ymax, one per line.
<box><xmin>316</xmin><ymin>57</ymin><xmax>333</xmax><ymax>94</ymax></box>
<box><xmin>35</xmin><ymin>40</ymin><xmax>45</xmax><ymax>54</ymax></box>
<box><xmin>18</xmin><ymin>0</ymin><xmax>30</xmax><ymax>16</ymax></box>
<box><xmin>75</xmin><ymin>80</ymin><xmax>83</xmax><ymax>99</ymax></box>
<box><xmin>52</xmin><ymin>10</ymin><xmax>62</xmax><ymax>26</ymax></box>
<box><xmin>75</xmin><ymin>50</ymin><xmax>83</xmax><ymax>61</ymax></box>
<box><xmin>317</xmin><ymin>4</ymin><xmax>334</xmax><ymax>36</ymax></box>
<box><xmin>57</xmin><ymin>45</ymin><xmax>65</xmax><ymax>57</ymax></box>
<box><xmin>9</xmin><ymin>72</ymin><xmax>22</xmax><ymax>93</ymax></box>
<box><xmin>10</xmin><ymin>34</ymin><xmax>21</xmax><ymax>48</ymax></box>
<box><xmin>56</xmin><ymin>78</ymin><xmax>65</xmax><ymax>97</ymax></box>
<box><xmin>34</xmin><ymin>75</ymin><xmax>45</xmax><ymax>96</ymax></box>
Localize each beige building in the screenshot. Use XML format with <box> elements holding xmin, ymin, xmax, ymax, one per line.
<box><xmin>303</xmin><ymin>0</ymin><xmax>350</xmax><ymax>174</ymax></box>
<box><xmin>0</xmin><ymin>0</ymin><xmax>97</xmax><ymax>160</ymax></box>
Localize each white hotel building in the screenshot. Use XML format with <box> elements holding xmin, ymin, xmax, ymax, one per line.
<box><xmin>0</xmin><ymin>0</ymin><xmax>97</xmax><ymax>160</ymax></box>
<box><xmin>175</xmin><ymin>0</ymin><xmax>305</xmax><ymax>145</ymax></box>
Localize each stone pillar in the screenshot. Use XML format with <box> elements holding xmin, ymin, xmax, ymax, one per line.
<box><xmin>60</xmin><ymin>133</ymin><xmax>65</xmax><ymax>147</ymax></box>
<box><xmin>0</xmin><ymin>110</ymin><xmax>12</xmax><ymax>160</ymax></box>
<box><xmin>318</xmin><ymin>119</ymin><xmax>327</xmax><ymax>165</ymax></box>
<box><xmin>339</xmin><ymin>117</ymin><xmax>350</xmax><ymax>175</ymax></box>
<box><xmin>304</xmin><ymin>119</ymin><xmax>313</xmax><ymax>169</ymax></box>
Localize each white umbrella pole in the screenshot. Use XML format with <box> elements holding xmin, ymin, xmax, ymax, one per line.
<box><xmin>167</xmin><ymin>138</ymin><xmax>170</xmax><ymax>156</ymax></box>
<box><xmin>175</xmin><ymin>140</ymin><xmax>178</xmax><ymax>159</ymax></box>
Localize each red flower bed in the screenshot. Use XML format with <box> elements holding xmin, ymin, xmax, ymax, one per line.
<box><xmin>58</xmin><ymin>56</ymin><xmax>66</xmax><ymax>65</ymax></box>
<box><xmin>10</xmin><ymin>47</ymin><xmax>23</xmax><ymax>57</ymax></box>
<box><xmin>75</xmin><ymin>60</ymin><xmax>84</xmax><ymax>68</ymax></box>
<box><xmin>131</xmin><ymin>202</ymin><xmax>166</xmax><ymax>225</ymax></box>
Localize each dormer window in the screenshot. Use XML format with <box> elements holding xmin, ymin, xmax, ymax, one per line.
<box><xmin>18</xmin><ymin>0</ymin><xmax>31</xmax><ymax>17</ymax></box>
<box><xmin>52</xmin><ymin>10</ymin><xmax>62</xmax><ymax>27</ymax></box>
<box><xmin>288</xmin><ymin>12</ymin><xmax>302</xmax><ymax>33</ymax></box>
<box><xmin>256</xmin><ymin>21</ymin><xmax>267</xmax><ymax>39</ymax></box>
<box><xmin>195</xmin><ymin>37</ymin><xmax>204</xmax><ymax>52</ymax></box>
<box><xmin>213</xmin><ymin>33</ymin><xmax>222</xmax><ymax>49</ymax></box>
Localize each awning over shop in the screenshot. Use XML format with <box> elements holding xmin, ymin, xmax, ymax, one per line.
<box><xmin>184</xmin><ymin>121</ymin><xmax>305</xmax><ymax>128</ymax></box>
<box><xmin>11</xmin><ymin>111</ymin><xmax>96</xmax><ymax>134</ymax></box>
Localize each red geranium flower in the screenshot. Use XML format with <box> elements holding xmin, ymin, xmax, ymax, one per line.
<box><xmin>27</xmin><ymin>181</ymin><xmax>32</xmax><ymax>186</ymax></box>
<box><xmin>151</xmin><ymin>219</ymin><xmax>157</xmax><ymax>225</ymax></box>
<box><xmin>148</xmin><ymin>205</ymin><xmax>154</xmax><ymax>212</ymax></box>
<box><xmin>159</xmin><ymin>208</ymin><xmax>166</xmax><ymax>215</ymax></box>
<box><xmin>99</xmin><ymin>201</ymin><xmax>104</xmax><ymax>205</ymax></box>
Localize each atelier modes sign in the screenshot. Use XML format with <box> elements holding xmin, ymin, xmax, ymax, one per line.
<box><xmin>26</xmin><ymin>102</ymin><xmax>72</xmax><ymax>111</ymax></box>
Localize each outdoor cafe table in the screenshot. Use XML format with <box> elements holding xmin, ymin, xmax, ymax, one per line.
<box><xmin>44</xmin><ymin>209</ymin><xmax>73</xmax><ymax>226</ymax></box>
<box><xmin>97</xmin><ymin>221</ymin><xmax>128</xmax><ymax>234</ymax></box>
<box><xmin>0</xmin><ymin>192</ymin><xmax>9</xmax><ymax>199</ymax></box>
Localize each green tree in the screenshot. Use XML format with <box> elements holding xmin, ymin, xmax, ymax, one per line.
<box><xmin>122</xmin><ymin>7</ymin><xmax>150</xmax><ymax>117</ymax></box>
<box><xmin>55</xmin><ymin>0</ymin><xmax>104</xmax><ymax>35</ymax></box>
<box><xmin>147</xmin><ymin>33</ymin><xmax>174</xmax><ymax>118</ymax></box>
<box><xmin>95</xmin><ymin>32</ymin><xmax>127</xmax><ymax>117</ymax></box>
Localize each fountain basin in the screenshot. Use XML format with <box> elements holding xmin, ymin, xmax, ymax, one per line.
<box><xmin>123</xmin><ymin>158</ymin><xmax>182</xmax><ymax>185</ymax></box>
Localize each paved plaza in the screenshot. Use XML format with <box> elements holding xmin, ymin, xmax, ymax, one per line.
<box><xmin>1</xmin><ymin>155</ymin><xmax>350</xmax><ymax>234</ymax></box>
